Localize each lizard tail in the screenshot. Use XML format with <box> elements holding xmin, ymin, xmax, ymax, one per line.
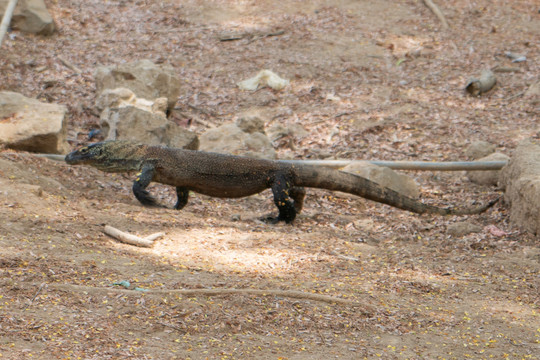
<box><xmin>293</xmin><ymin>165</ymin><xmax>498</xmax><ymax>215</ymax></box>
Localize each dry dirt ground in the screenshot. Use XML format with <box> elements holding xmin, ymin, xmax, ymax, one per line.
<box><xmin>1</xmin><ymin>0</ymin><xmax>540</xmax><ymax>359</ymax></box>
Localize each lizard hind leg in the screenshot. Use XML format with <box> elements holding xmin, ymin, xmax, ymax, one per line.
<box><xmin>174</xmin><ymin>187</ymin><xmax>190</xmax><ymax>210</ymax></box>
<box><xmin>267</xmin><ymin>175</ymin><xmax>297</xmax><ymax>223</ymax></box>
<box><xmin>290</xmin><ymin>187</ymin><xmax>306</xmax><ymax>214</ymax></box>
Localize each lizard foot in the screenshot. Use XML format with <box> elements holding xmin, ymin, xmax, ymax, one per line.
<box><xmin>260</xmin><ymin>215</ymin><xmax>293</xmax><ymax>224</ymax></box>
<box><xmin>138</xmin><ymin>197</ymin><xmax>167</xmax><ymax>209</ymax></box>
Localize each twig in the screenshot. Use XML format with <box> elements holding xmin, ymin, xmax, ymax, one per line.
<box><xmin>58</xmin><ymin>55</ymin><xmax>83</xmax><ymax>74</ymax></box>
<box><xmin>317</xmin><ymin>328</ymin><xmax>328</xmax><ymax>346</ymax></box>
<box><xmin>492</xmin><ymin>66</ymin><xmax>521</xmax><ymax>73</ymax></box>
<box><xmin>422</xmin><ymin>0</ymin><xmax>449</xmax><ymax>30</ymax></box>
<box><xmin>219</xmin><ymin>29</ymin><xmax>285</xmax><ymax>42</ymax></box>
<box><xmin>177</xmin><ymin>109</ymin><xmax>216</xmax><ymax>128</ymax></box>
<box><xmin>193</xmin><ymin>116</ymin><xmax>216</xmax><ymax>128</ymax></box>
<box><xmin>158</xmin><ymin>321</ymin><xmax>185</xmax><ymax>333</ymax></box>
<box><xmin>103</xmin><ymin>225</ymin><xmax>164</xmax><ymax>247</ymax></box>
<box><xmin>0</xmin><ymin>0</ymin><xmax>17</xmax><ymax>47</ymax></box>
<box><xmin>46</xmin><ymin>282</ymin><xmax>372</xmax><ymax>312</ymax></box>
<box><xmin>263</xmin><ymin>29</ymin><xmax>285</xmax><ymax>38</ymax></box>
<box><xmin>330</xmin><ymin>251</ymin><xmax>359</xmax><ymax>262</ymax></box>
<box><xmin>187</xmin><ymin>103</ymin><xmax>217</xmax><ymax>117</ymax></box>
<box><xmin>505</xmin><ymin>90</ymin><xmax>526</xmax><ymax>101</ymax></box>
<box><xmin>246</xmin><ymin>29</ymin><xmax>286</xmax><ymax>44</ymax></box>
<box><xmin>219</xmin><ymin>32</ymin><xmax>245</xmax><ymax>41</ymax></box>
<box><xmin>24</xmin><ymin>282</ymin><xmax>46</xmax><ymax>310</ymax></box>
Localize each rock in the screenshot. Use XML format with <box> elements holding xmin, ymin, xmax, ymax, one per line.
<box><xmin>288</xmin><ymin>123</ymin><xmax>308</xmax><ymax>138</ymax></box>
<box><xmin>524</xmin><ymin>81</ymin><xmax>540</xmax><ymax>98</ymax></box>
<box><xmin>342</xmin><ymin>162</ymin><xmax>419</xmax><ymax>198</ymax></box>
<box><xmin>447</xmin><ymin>222</ymin><xmax>482</xmax><ymax>237</ymax></box>
<box><xmin>199</xmin><ymin>123</ymin><xmax>276</xmax><ymax>159</ymax></box>
<box><xmin>467</xmin><ymin>152</ymin><xmax>510</xmax><ymax>186</ymax></box>
<box><xmin>266</xmin><ymin>124</ymin><xmax>290</xmax><ymax>142</ymax></box>
<box><xmin>96</xmin><ymin>87</ymin><xmax>140</xmax><ymax>111</ymax></box>
<box><xmin>97</xmin><ymin>87</ymin><xmax>168</xmax><ymax>116</ymax></box>
<box><xmin>1</xmin><ymin>0</ymin><xmax>56</xmax><ymax>35</ymax></box>
<box><xmin>0</xmin><ymin>91</ymin><xmax>69</xmax><ymax>154</ymax></box>
<box><xmin>267</xmin><ymin>123</ymin><xmax>308</xmax><ymax>142</ymax></box>
<box><xmin>108</xmin><ymin>107</ymin><xmax>198</xmax><ymax>149</ymax></box>
<box><xmin>524</xmin><ymin>247</ymin><xmax>540</xmax><ymax>262</ymax></box>
<box><xmin>465</xmin><ymin>140</ymin><xmax>496</xmax><ymax>160</ymax></box>
<box><xmin>94</xmin><ymin>60</ymin><xmax>181</xmax><ymax>112</ymax></box>
<box><xmin>97</xmin><ymin>88</ymin><xmax>198</xmax><ymax>150</ymax></box>
<box><xmin>0</xmin><ymin>159</ymin><xmax>64</xmax><ymax>193</ymax></box>
<box><xmin>236</xmin><ymin>111</ymin><xmax>266</xmax><ymax>134</ymax></box>
<box><xmin>499</xmin><ymin>139</ymin><xmax>540</xmax><ymax>235</ymax></box>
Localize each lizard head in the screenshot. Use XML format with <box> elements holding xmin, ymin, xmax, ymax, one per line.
<box><xmin>65</xmin><ymin>141</ymin><xmax>143</xmax><ymax>172</ymax></box>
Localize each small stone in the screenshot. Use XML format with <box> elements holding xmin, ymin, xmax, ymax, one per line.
<box><xmin>266</xmin><ymin>124</ymin><xmax>290</xmax><ymax>142</ymax></box>
<box><xmin>447</xmin><ymin>222</ymin><xmax>482</xmax><ymax>237</ymax></box>
<box><xmin>236</xmin><ymin>111</ymin><xmax>266</xmax><ymax>134</ymax></box>
<box><xmin>465</xmin><ymin>141</ymin><xmax>496</xmax><ymax>160</ymax></box>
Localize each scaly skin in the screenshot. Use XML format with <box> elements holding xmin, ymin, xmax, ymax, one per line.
<box><xmin>65</xmin><ymin>141</ymin><xmax>498</xmax><ymax>223</ymax></box>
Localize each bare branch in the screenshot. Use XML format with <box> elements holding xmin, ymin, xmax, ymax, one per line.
<box><xmin>422</xmin><ymin>0</ymin><xmax>449</xmax><ymax>30</ymax></box>
<box><xmin>103</xmin><ymin>225</ymin><xmax>164</xmax><ymax>247</ymax></box>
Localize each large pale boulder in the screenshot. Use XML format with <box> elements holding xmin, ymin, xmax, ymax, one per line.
<box><xmin>465</xmin><ymin>140</ymin><xmax>496</xmax><ymax>160</ymax></box>
<box><xmin>94</xmin><ymin>60</ymin><xmax>181</xmax><ymax>112</ymax></box>
<box><xmin>467</xmin><ymin>152</ymin><xmax>510</xmax><ymax>186</ymax></box>
<box><xmin>0</xmin><ymin>0</ymin><xmax>56</xmax><ymax>35</ymax></box>
<box><xmin>0</xmin><ymin>91</ymin><xmax>69</xmax><ymax>154</ymax></box>
<box><xmin>199</xmin><ymin>123</ymin><xmax>276</xmax><ymax>159</ymax></box>
<box><xmin>97</xmin><ymin>88</ymin><xmax>198</xmax><ymax>150</ymax></box>
<box><xmin>499</xmin><ymin>139</ymin><xmax>540</xmax><ymax>235</ymax></box>
<box><xmin>342</xmin><ymin>162</ymin><xmax>420</xmax><ymax>198</ymax></box>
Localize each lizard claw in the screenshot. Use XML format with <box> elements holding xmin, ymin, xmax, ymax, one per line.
<box><xmin>260</xmin><ymin>215</ymin><xmax>281</xmax><ymax>224</ymax></box>
<box><xmin>260</xmin><ymin>214</ymin><xmax>293</xmax><ymax>224</ymax></box>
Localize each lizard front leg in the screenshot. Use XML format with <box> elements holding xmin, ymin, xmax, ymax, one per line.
<box><xmin>132</xmin><ymin>164</ymin><xmax>162</xmax><ymax>207</ymax></box>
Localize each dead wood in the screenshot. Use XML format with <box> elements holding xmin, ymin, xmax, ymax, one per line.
<box><xmin>466</xmin><ymin>70</ymin><xmax>497</xmax><ymax>96</ymax></box>
<box><xmin>47</xmin><ymin>282</ymin><xmax>373</xmax><ymax>313</ymax></box>
<box><xmin>58</xmin><ymin>55</ymin><xmax>83</xmax><ymax>74</ymax></box>
<box><xmin>0</xmin><ymin>0</ymin><xmax>17</xmax><ymax>47</ymax></box>
<box><xmin>219</xmin><ymin>29</ymin><xmax>285</xmax><ymax>42</ymax></box>
<box><xmin>422</xmin><ymin>0</ymin><xmax>449</xmax><ymax>30</ymax></box>
<box><xmin>492</xmin><ymin>66</ymin><xmax>521</xmax><ymax>73</ymax></box>
<box><xmin>103</xmin><ymin>225</ymin><xmax>164</xmax><ymax>247</ymax></box>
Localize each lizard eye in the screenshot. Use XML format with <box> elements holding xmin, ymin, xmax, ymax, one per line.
<box><xmin>79</xmin><ymin>147</ymin><xmax>89</xmax><ymax>154</ymax></box>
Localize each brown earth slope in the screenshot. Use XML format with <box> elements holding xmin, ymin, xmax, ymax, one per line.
<box><xmin>1</xmin><ymin>0</ymin><xmax>539</xmax><ymax>358</ymax></box>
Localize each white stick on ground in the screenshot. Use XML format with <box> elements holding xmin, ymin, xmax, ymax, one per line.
<box><xmin>103</xmin><ymin>225</ymin><xmax>164</xmax><ymax>247</ymax></box>
<box><xmin>422</xmin><ymin>0</ymin><xmax>449</xmax><ymax>30</ymax></box>
<box><xmin>0</xmin><ymin>0</ymin><xmax>18</xmax><ymax>47</ymax></box>
<box><xmin>48</xmin><ymin>282</ymin><xmax>372</xmax><ymax>311</ymax></box>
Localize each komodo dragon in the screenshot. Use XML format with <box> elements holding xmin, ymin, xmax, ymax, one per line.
<box><xmin>65</xmin><ymin>141</ymin><xmax>497</xmax><ymax>223</ymax></box>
